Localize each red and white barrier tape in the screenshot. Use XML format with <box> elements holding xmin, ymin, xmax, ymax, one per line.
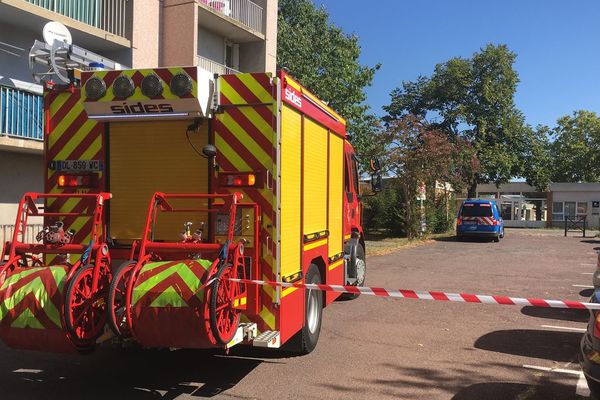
<box><xmin>229</xmin><ymin>278</ymin><xmax>600</xmax><ymax>310</ymax></box>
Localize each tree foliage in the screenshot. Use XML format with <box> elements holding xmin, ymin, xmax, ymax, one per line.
<box><xmin>384</xmin><ymin>44</ymin><xmax>529</xmax><ymax>196</ymax></box>
<box><xmin>378</xmin><ymin>115</ymin><xmax>477</xmax><ymax>238</ymax></box>
<box><xmin>277</xmin><ymin>0</ymin><xmax>381</xmax><ymax>165</ymax></box>
<box><xmin>549</xmin><ymin>110</ymin><xmax>600</xmax><ymax>182</ymax></box>
<box><xmin>522</xmin><ymin>125</ymin><xmax>552</xmax><ymax>190</ymax></box>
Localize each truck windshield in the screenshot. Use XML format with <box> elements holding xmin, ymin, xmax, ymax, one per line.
<box><xmin>461</xmin><ymin>203</ymin><xmax>493</xmax><ymax>217</ymax></box>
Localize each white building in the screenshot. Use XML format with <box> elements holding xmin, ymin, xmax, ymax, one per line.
<box><xmin>468</xmin><ymin>182</ymin><xmax>600</xmax><ymax>229</ymax></box>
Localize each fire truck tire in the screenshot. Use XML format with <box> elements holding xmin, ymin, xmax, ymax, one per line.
<box><xmin>297</xmin><ymin>264</ymin><xmax>323</xmax><ymax>354</ymax></box>
<box><xmin>107</xmin><ymin>261</ymin><xmax>136</xmax><ymax>337</ymax></box>
<box><xmin>340</xmin><ymin>245</ymin><xmax>366</xmax><ymax>301</ymax></box>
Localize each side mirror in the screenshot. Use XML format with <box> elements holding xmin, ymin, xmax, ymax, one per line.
<box><xmin>371</xmin><ymin>173</ymin><xmax>382</xmax><ymax>193</ymax></box>
<box><xmin>369</xmin><ymin>158</ymin><xmax>381</xmax><ymax>172</ymax></box>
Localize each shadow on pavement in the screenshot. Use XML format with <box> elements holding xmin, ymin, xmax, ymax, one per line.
<box><xmin>452</xmin><ymin>381</ymin><xmax>577</xmax><ymax>400</ymax></box>
<box><xmin>321</xmin><ymin>361</ymin><xmax>579</xmax><ymax>400</ymax></box>
<box><xmin>0</xmin><ymin>345</ymin><xmax>284</xmax><ymax>399</ymax></box>
<box><xmin>474</xmin><ymin>329</ymin><xmax>581</xmax><ymax>362</ymax></box>
<box><xmin>431</xmin><ymin>236</ymin><xmax>460</xmax><ymax>242</ymax></box>
<box><xmin>580</xmin><ymin>289</ymin><xmax>594</xmax><ymax>298</ymax></box>
<box><xmin>434</xmin><ymin>236</ymin><xmax>496</xmax><ymax>243</ymax></box>
<box><xmin>521</xmin><ymin>306</ymin><xmax>589</xmax><ymax>323</ymax></box>
<box><xmin>581</xmin><ymin>240</ymin><xmax>600</xmax><ymax>245</ymax></box>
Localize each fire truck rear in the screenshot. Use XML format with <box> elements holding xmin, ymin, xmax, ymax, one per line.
<box><xmin>0</xmin><ymin>63</ymin><xmax>381</xmax><ymax>354</ymax></box>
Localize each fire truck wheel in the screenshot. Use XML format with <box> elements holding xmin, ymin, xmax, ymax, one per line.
<box><xmin>209</xmin><ymin>262</ymin><xmax>242</xmax><ymax>345</ymax></box>
<box><xmin>298</xmin><ymin>264</ymin><xmax>323</xmax><ymax>354</ymax></box>
<box><xmin>64</xmin><ymin>264</ymin><xmax>109</xmax><ymax>344</ymax></box>
<box><xmin>340</xmin><ymin>245</ymin><xmax>366</xmax><ymax>301</ymax></box>
<box><xmin>107</xmin><ymin>261</ymin><xmax>136</xmax><ymax>337</ymax></box>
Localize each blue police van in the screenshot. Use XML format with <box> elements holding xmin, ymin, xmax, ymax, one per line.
<box><xmin>456</xmin><ymin>199</ymin><xmax>504</xmax><ymax>242</ymax></box>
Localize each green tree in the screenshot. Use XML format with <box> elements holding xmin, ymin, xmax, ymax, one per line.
<box><xmin>550</xmin><ymin>110</ymin><xmax>600</xmax><ymax>182</ymax></box>
<box><xmin>522</xmin><ymin>125</ymin><xmax>552</xmax><ymax>191</ymax></box>
<box><xmin>384</xmin><ymin>44</ymin><xmax>528</xmax><ymax>196</ymax></box>
<box><xmin>379</xmin><ymin>115</ymin><xmax>477</xmax><ymax>238</ymax></box>
<box><xmin>277</xmin><ymin>0</ymin><xmax>381</xmax><ymax>166</ymax></box>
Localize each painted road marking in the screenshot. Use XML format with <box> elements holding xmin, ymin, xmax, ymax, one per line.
<box><xmin>582</xmin><ymin>272</ymin><xmax>594</xmax><ymax>275</ymax></box>
<box><xmin>581</xmin><ymin>263</ymin><xmax>595</xmax><ymax>266</ymax></box>
<box><xmin>523</xmin><ymin>364</ymin><xmax>581</xmax><ymax>375</ymax></box>
<box><xmin>541</xmin><ymin>325</ymin><xmax>586</xmax><ymax>332</ymax></box>
<box><xmin>12</xmin><ymin>369</ymin><xmax>43</xmax><ymax>374</ymax></box>
<box><xmin>523</xmin><ymin>365</ymin><xmax>590</xmax><ymax>397</ymax></box>
<box><xmin>577</xmin><ymin>373</ymin><xmax>591</xmax><ymax>397</ymax></box>
<box><xmin>573</xmin><ymin>284</ymin><xmax>594</xmax><ymax>288</ymax></box>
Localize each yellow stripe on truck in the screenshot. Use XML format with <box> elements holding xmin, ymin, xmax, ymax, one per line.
<box><xmin>304</xmin><ymin>238</ymin><xmax>328</xmax><ymax>251</ymax></box>
<box><xmin>328</xmin><ymin>259</ymin><xmax>344</xmax><ymax>271</ymax></box>
<box><xmin>281</xmin><ymin>287</ymin><xmax>299</xmax><ymax>298</ymax></box>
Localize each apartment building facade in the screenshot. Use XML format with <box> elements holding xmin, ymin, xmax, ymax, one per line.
<box><xmin>0</xmin><ymin>0</ymin><xmax>277</xmax><ymax>240</ymax></box>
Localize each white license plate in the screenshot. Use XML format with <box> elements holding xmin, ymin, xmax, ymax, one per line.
<box><xmin>462</xmin><ymin>220</ymin><xmax>476</xmax><ymax>225</ymax></box>
<box><xmin>52</xmin><ymin>160</ymin><xmax>103</xmax><ymax>172</ymax></box>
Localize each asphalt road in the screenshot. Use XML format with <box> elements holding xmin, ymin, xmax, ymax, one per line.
<box><xmin>1</xmin><ymin>229</ymin><xmax>598</xmax><ymax>399</ymax></box>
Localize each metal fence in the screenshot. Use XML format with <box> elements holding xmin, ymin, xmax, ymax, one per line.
<box><xmin>198</xmin><ymin>55</ymin><xmax>240</xmax><ymax>75</ymax></box>
<box><xmin>199</xmin><ymin>0</ymin><xmax>264</xmax><ymax>33</ymax></box>
<box><xmin>0</xmin><ymin>224</ymin><xmax>43</xmax><ymax>249</ymax></box>
<box><xmin>0</xmin><ymin>86</ymin><xmax>44</xmax><ymax>141</ymax></box>
<box><xmin>25</xmin><ymin>0</ymin><xmax>128</xmax><ymax>38</ymax></box>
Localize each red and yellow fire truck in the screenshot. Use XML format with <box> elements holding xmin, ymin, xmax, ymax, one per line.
<box><xmin>0</xmin><ymin>64</ymin><xmax>380</xmax><ymax>354</ymax></box>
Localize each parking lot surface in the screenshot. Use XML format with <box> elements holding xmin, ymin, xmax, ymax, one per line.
<box><xmin>0</xmin><ymin>229</ymin><xmax>597</xmax><ymax>399</ymax></box>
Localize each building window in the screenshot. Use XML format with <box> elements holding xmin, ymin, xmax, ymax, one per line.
<box><xmin>224</xmin><ymin>40</ymin><xmax>239</xmax><ymax>71</ymax></box>
<box><xmin>578</xmin><ymin>202</ymin><xmax>588</xmax><ymax>215</ymax></box>
<box><xmin>552</xmin><ymin>202</ymin><xmax>563</xmax><ymax>221</ymax></box>
<box><xmin>552</xmin><ymin>201</ymin><xmax>588</xmax><ymax>221</ymax></box>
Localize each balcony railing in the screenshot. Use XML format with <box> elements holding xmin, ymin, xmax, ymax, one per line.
<box><xmin>198</xmin><ymin>55</ymin><xmax>240</xmax><ymax>76</ymax></box>
<box><xmin>0</xmin><ymin>224</ymin><xmax>43</xmax><ymax>249</ymax></box>
<box><xmin>199</xmin><ymin>0</ymin><xmax>264</xmax><ymax>34</ymax></box>
<box><xmin>0</xmin><ymin>86</ymin><xmax>44</xmax><ymax>141</ymax></box>
<box><xmin>24</xmin><ymin>0</ymin><xmax>128</xmax><ymax>38</ymax></box>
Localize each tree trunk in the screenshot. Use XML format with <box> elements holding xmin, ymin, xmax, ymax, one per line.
<box><xmin>467</xmin><ymin>180</ymin><xmax>478</xmax><ymax>198</ymax></box>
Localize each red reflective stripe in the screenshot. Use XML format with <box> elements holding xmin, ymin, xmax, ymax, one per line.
<box><xmin>344</xmin><ymin>286</ymin><xmax>361</xmax><ymax>294</ymax></box>
<box><xmin>461</xmin><ymin>294</ymin><xmax>481</xmax><ymax>303</ymax></box>
<box><xmin>529</xmin><ymin>298</ymin><xmax>550</xmax><ymax>307</ymax></box>
<box><xmin>492</xmin><ymin>296</ymin><xmax>515</xmax><ymax>305</ymax></box>
<box><xmin>371</xmin><ymin>287</ymin><xmax>389</xmax><ymax>296</ymax></box>
<box><xmin>430</xmin><ymin>291</ymin><xmax>450</xmax><ymax>301</ymax></box>
<box><xmin>400</xmin><ymin>290</ymin><xmax>418</xmax><ymax>298</ymax></box>
<box><xmin>563</xmin><ymin>301</ymin><xmax>586</xmax><ymax>309</ymax></box>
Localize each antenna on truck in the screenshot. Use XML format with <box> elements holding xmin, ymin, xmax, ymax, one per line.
<box><xmin>28</xmin><ymin>21</ymin><xmax>125</xmax><ymax>84</ymax></box>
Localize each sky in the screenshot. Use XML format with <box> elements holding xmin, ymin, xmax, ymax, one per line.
<box><xmin>315</xmin><ymin>0</ymin><xmax>600</xmax><ymax>129</ymax></box>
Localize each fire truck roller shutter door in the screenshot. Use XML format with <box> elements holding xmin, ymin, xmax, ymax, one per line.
<box><xmin>108</xmin><ymin>120</ymin><xmax>209</xmax><ymax>242</ymax></box>
<box><xmin>328</xmin><ymin>133</ymin><xmax>343</xmax><ymax>259</ymax></box>
<box><xmin>303</xmin><ymin>118</ymin><xmax>328</xmax><ymax>238</ymax></box>
<box><xmin>280</xmin><ymin>105</ymin><xmax>302</xmax><ymax>279</ymax></box>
